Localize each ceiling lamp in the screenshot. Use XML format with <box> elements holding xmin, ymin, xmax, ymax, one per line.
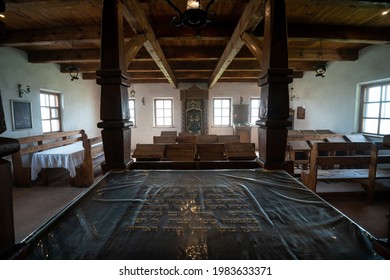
<box><xmin>166</xmin><ymin>0</ymin><xmax>216</xmax><ymax>37</ymax></box>
<box><xmin>66</xmin><ymin>42</ymin><xmax>80</xmax><ymax>81</ymax></box>
<box><xmin>314</xmin><ymin>62</ymin><xmax>327</xmax><ymax>78</ymax></box>
<box><xmin>314</xmin><ymin>40</ymin><xmax>326</xmax><ymax>78</ymax></box>
<box><xmin>66</xmin><ymin>65</ymin><xmax>80</xmax><ymax>81</ymax></box>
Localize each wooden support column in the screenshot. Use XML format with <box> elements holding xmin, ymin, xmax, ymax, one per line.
<box><xmin>257</xmin><ymin>0</ymin><xmax>293</xmax><ymax>171</ymax></box>
<box><xmin>97</xmin><ymin>0</ymin><xmax>132</xmax><ymax>171</ymax></box>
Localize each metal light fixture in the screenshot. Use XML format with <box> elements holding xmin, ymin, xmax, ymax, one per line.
<box><xmin>66</xmin><ymin>65</ymin><xmax>80</xmax><ymax>81</ymax></box>
<box><xmin>0</xmin><ymin>0</ymin><xmax>5</xmax><ymax>39</ymax></box>
<box><xmin>166</xmin><ymin>0</ymin><xmax>216</xmax><ymax>37</ymax></box>
<box><xmin>18</xmin><ymin>84</ymin><xmax>30</xmax><ymax>98</ymax></box>
<box><xmin>66</xmin><ymin>41</ymin><xmax>80</xmax><ymax>81</ymax></box>
<box><xmin>314</xmin><ymin>40</ymin><xmax>327</xmax><ymax>78</ymax></box>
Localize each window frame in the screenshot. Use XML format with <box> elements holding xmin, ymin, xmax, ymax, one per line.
<box><xmin>359</xmin><ymin>81</ymin><xmax>390</xmax><ymax>136</ymax></box>
<box><xmin>153</xmin><ymin>98</ymin><xmax>174</xmax><ymax>127</ymax></box>
<box><xmin>40</xmin><ymin>90</ymin><xmax>62</xmax><ymax>133</ymax></box>
<box><xmin>213</xmin><ymin>97</ymin><xmax>232</xmax><ymax>127</ymax></box>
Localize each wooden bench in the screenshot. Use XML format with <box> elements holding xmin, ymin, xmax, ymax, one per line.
<box><xmin>301</xmin><ymin>141</ymin><xmax>390</xmax><ymax>202</ymax></box>
<box><xmin>217</xmin><ymin>135</ymin><xmax>240</xmax><ymax>143</ymax></box>
<box><xmin>12</xmin><ymin>130</ymin><xmax>86</xmax><ymax>187</ymax></box>
<box><xmin>131</xmin><ymin>144</ymin><xmax>165</xmax><ymax>161</ymax></box>
<box><xmin>224</xmin><ymin>143</ymin><xmax>257</xmax><ymax>160</ymax></box>
<box><xmin>161</xmin><ymin>131</ymin><xmax>177</xmax><ymax>137</ymax></box>
<box><xmin>12</xmin><ymin>130</ymin><xmax>104</xmax><ymax>188</ymax></box>
<box><xmin>197</xmin><ymin>134</ymin><xmax>218</xmax><ymax>143</ymax></box>
<box><xmin>153</xmin><ymin>136</ymin><xmax>176</xmax><ymax>144</ymax></box>
<box><xmin>74</xmin><ymin>135</ymin><xmax>105</xmax><ymax>187</ymax></box>
<box><xmin>196</xmin><ymin>143</ymin><xmax>226</xmax><ymax>161</ymax></box>
<box><xmin>165</xmin><ymin>143</ymin><xmax>196</xmax><ymax>161</ymax></box>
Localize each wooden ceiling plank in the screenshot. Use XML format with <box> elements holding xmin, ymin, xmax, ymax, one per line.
<box><xmin>120</xmin><ymin>0</ymin><xmax>177</xmax><ymax>88</ymax></box>
<box><xmin>5</xmin><ymin>0</ymin><xmax>101</xmax><ymax>10</ymax></box>
<box><xmin>209</xmin><ymin>0</ymin><xmax>264</xmax><ymax>88</ymax></box>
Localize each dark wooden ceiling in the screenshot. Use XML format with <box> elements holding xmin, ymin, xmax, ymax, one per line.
<box><xmin>1</xmin><ymin>0</ymin><xmax>390</xmax><ymax>88</ymax></box>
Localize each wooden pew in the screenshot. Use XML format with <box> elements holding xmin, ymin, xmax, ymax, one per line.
<box><xmin>217</xmin><ymin>135</ymin><xmax>240</xmax><ymax>143</ymax></box>
<box><xmin>301</xmin><ymin>142</ymin><xmax>390</xmax><ymax>202</ymax></box>
<box><xmin>368</xmin><ymin>137</ymin><xmax>390</xmax><ymax>201</ymax></box>
<box><xmin>74</xmin><ymin>135</ymin><xmax>105</xmax><ymax>187</ymax></box>
<box><xmin>197</xmin><ymin>134</ymin><xmax>218</xmax><ymax>143</ymax></box>
<box><xmin>165</xmin><ymin>143</ymin><xmax>196</xmax><ymax>161</ymax></box>
<box><xmin>196</xmin><ymin>143</ymin><xmax>226</xmax><ymax>161</ymax></box>
<box><xmin>132</xmin><ymin>144</ymin><xmax>165</xmax><ymax>161</ymax></box>
<box><xmin>224</xmin><ymin>143</ymin><xmax>257</xmax><ymax>160</ymax></box>
<box><xmin>11</xmin><ymin>130</ymin><xmax>86</xmax><ymax>187</ymax></box>
<box><xmin>176</xmin><ymin>135</ymin><xmax>198</xmax><ymax>143</ymax></box>
<box><xmin>153</xmin><ymin>136</ymin><xmax>176</xmax><ymax>144</ymax></box>
<box><xmin>161</xmin><ymin>131</ymin><xmax>177</xmax><ymax>137</ymax></box>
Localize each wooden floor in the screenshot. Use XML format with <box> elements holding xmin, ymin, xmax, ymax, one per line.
<box><xmin>11</xmin><ymin>167</ymin><xmax>390</xmax><ymax>243</ymax></box>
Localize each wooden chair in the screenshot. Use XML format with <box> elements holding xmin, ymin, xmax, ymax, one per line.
<box><xmin>153</xmin><ymin>136</ymin><xmax>177</xmax><ymax>144</ymax></box>
<box><xmin>165</xmin><ymin>143</ymin><xmax>196</xmax><ymax>161</ymax></box>
<box><xmin>224</xmin><ymin>143</ymin><xmax>257</xmax><ymax>160</ymax></box>
<box><xmin>132</xmin><ymin>144</ymin><xmax>165</xmax><ymax>161</ymax></box>
<box><xmin>196</xmin><ymin>143</ymin><xmax>226</xmax><ymax>161</ymax></box>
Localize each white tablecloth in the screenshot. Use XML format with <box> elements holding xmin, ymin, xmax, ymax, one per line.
<box><xmin>31</xmin><ymin>141</ymin><xmax>85</xmax><ymax>180</ymax></box>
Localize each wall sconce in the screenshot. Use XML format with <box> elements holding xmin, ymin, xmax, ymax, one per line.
<box><xmin>141</xmin><ymin>97</ymin><xmax>145</xmax><ymax>106</ymax></box>
<box><xmin>289</xmin><ymin>87</ymin><xmax>299</xmax><ymax>101</ymax></box>
<box><xmin>18</xmin><ymin>84</ymin><xmax>30</xmax><ymax>98</ymax></box>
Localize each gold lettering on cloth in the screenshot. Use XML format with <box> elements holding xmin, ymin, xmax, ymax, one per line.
<box><xmin>128</xmin><ymin>226</ymin><xmax>158</xmax><ymax>232</ymax></box>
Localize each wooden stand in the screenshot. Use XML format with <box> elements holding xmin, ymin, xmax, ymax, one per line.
<box><xmin>234</xmin><ymin>125</ymin><xmax>252</xmax><ymax>143</ymax></box>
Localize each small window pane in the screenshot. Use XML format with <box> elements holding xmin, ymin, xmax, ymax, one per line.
<box><xmin>222</xmin><ymin>108</ymin><xmax>230</xmax><ymax>117</ymax></box>
<box><xmin>51</xmin><ymin>108</ymin><xmax>59</xmax><ymax>118</ymax></box>
<box><xmin>155</xmin><ymin>100</ymin><xmax>164</xmax><ymax>108</ymax></box>
<box><xmin>40</xmin><ymin>94</ymin><xmax>48</xmax><ymax>106</ymax></box>
<box><xmin>362</xmin><ymin>119</ymin><xmax>378</xmax><ymax>134</ymax></box>
<box><xmin>221</xmin><ymin>117</ymin><xmax>230</xmax><ymax>125</ymax></box>
<box><xmin>222</xmin><ymin>99</ymin><xmax>230</xmax><ymax>107</ymax></box>
<box><xmin>51</xmin><ymin>120</ymin><xmax>60</xmax><ymax>132</ymax></box>
<box><xmin>381</xmin><ymin>102</ymin><xmax>390</xmax><ymax>118</ymax></box>
<box><xmin>379</xmin><ymin>119</ymin><xmax>390</xmax><ymax>134</ymax></box>
<box><xmin>363</xmin><ymin>103</ymin><xmax>380</xmax><ymax>118</ymax></box>
<box><xmin>385</xmin><ymin>86</ymin><xmax>390</xmax><ymax>101</ymax></box>
<box><xmin>365</xmin><ymin>87</ymin><xmax>381</xmax><ymax>102</ymax></box>
<box><xmin>41</xmin><ymin>107</ymin><xmax>50</xmax><ymax>119</ymax></box>
<box><xmin>42</xmin><ymin>120</ymin><xmax>51</xmax><ymax>133</ymax></box>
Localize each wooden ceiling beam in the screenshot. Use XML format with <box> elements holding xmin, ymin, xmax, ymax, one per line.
<box><xmin>2</xmin><ymin>22</ymin><xmax>388</xmax><ymax>49</ymax></box>
<box><xmin>121</xmin><ymin>0</ymin><xmax>177</xmax><ymax>88</ymax></box>
<box><xmin>30</xmin><ymin>46</ymin><xmax>358</xmax><ymax>64</ymax></box>
<box><xmin>209</xmin><ymin>0</ymin><xmax>264</xmax><ymax>88</ymax></box>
